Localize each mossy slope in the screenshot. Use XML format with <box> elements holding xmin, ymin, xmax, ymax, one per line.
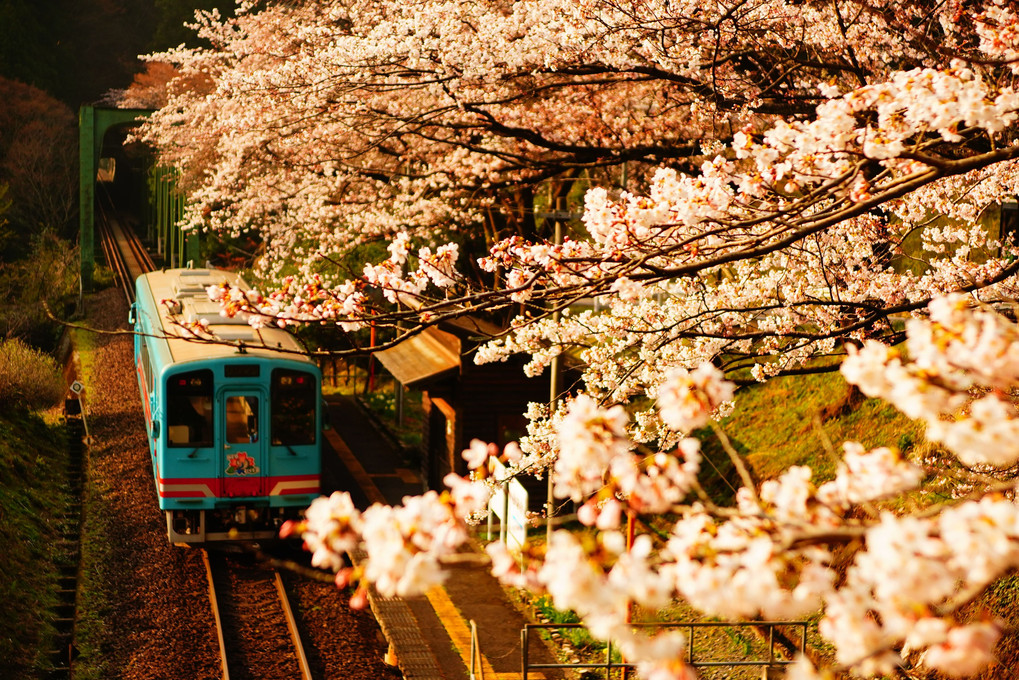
<box><xmin>0</xmin><ymin>406</ymin><xmax>70</xmax><ymax>676</ymax></box>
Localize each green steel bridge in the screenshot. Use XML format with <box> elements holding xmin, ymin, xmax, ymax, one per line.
<box><xmin>79</xmin><ymin>105</ymin><xmax>199</xmax><ymax>291</ymax></box>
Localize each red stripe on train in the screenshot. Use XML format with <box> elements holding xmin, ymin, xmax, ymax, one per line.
<box><xmin>156</xmin><ymin>473</ymin><xmax>319</xmax><ymax>498</ymax></box>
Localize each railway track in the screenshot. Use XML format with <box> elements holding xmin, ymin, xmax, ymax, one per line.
<box><xmin>99</xmin><ymin>210</ymin><xmax>318</xmax><ymax>679</ymax></box>
<box><xmin>203</xmin><ymin>549</ymin><xmax>314</xmax><ymax>680</ymax></box>
<box><xmin>96</xmin><ymin>201</ymin><xmax>155</xmax><ymax>302</ymax></box>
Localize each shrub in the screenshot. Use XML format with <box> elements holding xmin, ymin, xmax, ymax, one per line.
<box><xmin>0</xmin><ymin>338</ymin><xmax>64</xmax><ymax>410</ymax></box>
<box><xmin>0</xmin><ymin>232</ymin><xmax>78</xmax><ymax>351</ymax></box>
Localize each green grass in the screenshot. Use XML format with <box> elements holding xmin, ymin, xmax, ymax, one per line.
<box><xmin>0</xmin><ymin>405</ymin><xmax>71</xmax><ymax>676</ymax></box>
<box><xmin>714</xmin><ymin>368</ymin><xmax>922</xmax><ymax>491</ymax></box>
<box><xmin>71</xmin><ymin>461</ymin><xmax>114</xmax><ymax>680</ymax></box>
<box><xmin>532</xmin><ymin>594</ymin><xmax>622</xmax><ymax>661</ymax></box>
<box><xmin>69</xmin><ymin>325</ymin><xmax>98</xmax><ymax>384</ymax></box>
<box><xmin>361</xmin><ymin>383</ymin><xmax>425</xmax><ymax>451</ymax></box>
<box><xmin>60</xmin><ymin>306</ymin><xmax>113</xmax><ymax>680</ymax></box>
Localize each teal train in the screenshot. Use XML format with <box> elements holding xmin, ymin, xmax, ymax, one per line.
<box><xmin>131</xmin><ymin>268</ymin><xmax>321</xmax><ymax>544</ymax></box>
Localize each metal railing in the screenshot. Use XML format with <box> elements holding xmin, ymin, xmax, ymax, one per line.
<box><xmin>521</xmin><ymin>620</ymin><xmax>808</xmax><ymax>679</ymax></box>
<box><xmin>469</xmin><ymin>619</ymin><xmax>485</xmax><ymax>680</ymax></box>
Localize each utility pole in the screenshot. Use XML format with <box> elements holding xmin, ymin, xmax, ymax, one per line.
<box><xmin>536</xmin><ymin>194</ymin><xmax>581</xmax><ymax>543</ymax></box>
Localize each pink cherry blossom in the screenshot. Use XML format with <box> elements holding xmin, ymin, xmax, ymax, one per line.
<box><xmin>121</xmin><ymin>2</ymin><xmax>1019</xmax><ymax>677</ymax></box>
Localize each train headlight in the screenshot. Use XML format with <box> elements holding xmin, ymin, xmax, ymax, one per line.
<box><xmin>172</xmin><ymin>510</ymin><xmax>196</xmax><ymax>535</ymax></box>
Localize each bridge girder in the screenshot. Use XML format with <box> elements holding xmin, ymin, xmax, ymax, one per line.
<box><xmin>79</xmin><ymin>106</ymin><xmax>199</xmax><ymax>292</ymax></box>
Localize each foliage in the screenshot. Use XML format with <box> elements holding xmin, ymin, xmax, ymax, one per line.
<box><xmin>0</xmin><ymin>1</ymin><xmax>61</xmax><ymax>94</ymax></box>
<box><xmin>0</xmin><ymin>76</ymin><xmax>77</xmax><ymax>245</ymax></box>
<box><xmin>134</xmin><ymin>2</ymin><xmax>1019</xmax><ymax>678</ymax></box>
<box><xmin>0</xmin><ymin>406</ymin><xmax>70</xmax><ymax>676</ymax></box>
<box><xmin>0</xmin><ymin>232</ymin><xmax>79</xmax><ymax>350</ymax></box>
<box><xmin>0</xmin><ymin>338</ymin><xmax>66</xmax><ymax>411</ymax></box>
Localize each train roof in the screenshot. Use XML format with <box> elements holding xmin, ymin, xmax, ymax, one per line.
<box><xmin>137</xmin><ymin>268</ymin><xmax>312</xmax><ymax>365</ymax></box>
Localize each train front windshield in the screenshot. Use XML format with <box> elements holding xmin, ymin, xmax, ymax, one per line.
<box><xmin>271</xmin><ymin>369</ymin><xmax>317</xmax><ymax>446</ymax></box>
<box><xmin>166</xmin><ymin>369</ymin><xmax>214</xmax><ymax>447</ymax></box>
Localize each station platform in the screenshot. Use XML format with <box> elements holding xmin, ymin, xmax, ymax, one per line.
<box><xmin>322</xmin><ymin>394</ymin><xmax>565</xmax><ymax>680</ymax></box>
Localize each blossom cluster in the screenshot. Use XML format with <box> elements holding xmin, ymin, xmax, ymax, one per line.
<box><xmin>842</xmin><ymin>293</ymin><xmax>1019</xmax><ymax>467</ymax></box>
<box><xmin>290</xmin><ymin>483</ymin><xmax>485</xmax><ymax>600</ymax></box>
<box><xmin>121</xmin><ymin>2</ymin><xmax>1019</xmax><ymax>678</ymax></box>
<box><xmin>293</xmin><ymin>295</ymin><xmax>1019</xmax><ymax>679</ymax></box>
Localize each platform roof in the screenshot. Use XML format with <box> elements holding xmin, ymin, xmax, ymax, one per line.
<box><xmin>373</xmin><ymin>326</ymin><xmax>460</xmax><ymax>388</ymax></box>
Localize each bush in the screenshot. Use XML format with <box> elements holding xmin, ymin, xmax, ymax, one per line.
<box><xmin>0</xmin><ymin>338</ymin><xmax>64</xmax><ymax>410</ymax></box>
<box><xmin>0</xmin><ymin>231</ymin><xmax>79</xmax><ymax>350</ymax></box>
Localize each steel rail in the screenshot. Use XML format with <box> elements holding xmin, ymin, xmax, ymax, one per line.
<box><xmin>202</xmin><ymin>549</ymin><xmax>232</xmax><ymax>680</ymax></box>
<box><xmin>204</xmin><ymin>549</ymin><xmax>313</xmax><ymax>680</ymax></box>
<box><xmin>96</xmin><ymin>194</ymin><xmax>156</xmax><ymax>303</ymax></box>
<box><xmin>96</xmin><ymin>213</ymin><xmax>133</xmax><ymax>304</ymax></box>
<box><xmin>274</xmin><ymin>569</ymin><xmax>314</xmax><ymax>680</ymax></box>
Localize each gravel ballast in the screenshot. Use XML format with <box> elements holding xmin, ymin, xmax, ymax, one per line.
<box><xmin>77</xmin><ymin>288</ymin><xmax>398</xmax><ymax>679</ymax></box>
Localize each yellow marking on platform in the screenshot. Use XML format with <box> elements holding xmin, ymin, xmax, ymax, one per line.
<box><xmin>424</xmin><ymin>586</ymin><xmax>544</xmax><ymax>680</ymax></box>
<box><xmin>328</xmin><ymin>427</ymin><xmax>543</xmax><ymax>679</ymax></box>
<box><xmin>424</xmin><ymin>586</ymin><xmax>497</xmax><ymax>679</ymax></box>
<box><xmin>324</xmin><ymin>428</ymin><xmax>387</xmax><ymax>505</ymax></box>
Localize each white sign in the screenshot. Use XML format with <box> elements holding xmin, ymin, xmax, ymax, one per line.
<box><xmin>488</xmin><ymin>458</ymin><xmax>529</xmax><ymax>553</ymax></box>
<box><xmin>70</xmin><ymin>381</ymin><xmax>84</xmax><ymax>395</ymax></box>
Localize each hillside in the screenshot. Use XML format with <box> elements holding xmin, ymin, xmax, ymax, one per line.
<box><xmin>0</xmin><ymin>405</ymin><xmax>71</xmax><ymax>676</ymax></box>
<box><xmin>723</xmin><ymin>369</ymin><xmax>924</xmax><ymax>486</ymax></box>
<box><xmin>707</xmin><ymin>368</ymin><xmax>1019</xmax><ymax>679</ymax></box>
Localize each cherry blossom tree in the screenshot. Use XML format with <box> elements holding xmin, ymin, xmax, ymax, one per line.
<box><xmin>129</xmin><ymin>1</ymin><xmax>1015</xmax><ymax>267</ymax></box>
<box><xmin>125</xmin><ymin>1</ymin><xmax>1019</xmax><ymax>677</ymax></box>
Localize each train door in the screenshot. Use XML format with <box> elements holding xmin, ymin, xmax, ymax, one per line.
<box><xmin>220</xmin><ymin>389</ymin><xmax>266</xmax><ymax>497</ymax></box>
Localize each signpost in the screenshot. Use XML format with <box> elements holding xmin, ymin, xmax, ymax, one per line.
<box><xmin>69</xmin><ymin>380</ymin><xmax>90</xmax><ymax>441</ymax></box>
<box><xmin>487</xmin><ymin>457</ymin><xmax>528</xmax><ymax>554</ymax></box>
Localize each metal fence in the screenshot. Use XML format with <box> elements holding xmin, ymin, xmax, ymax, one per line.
<box><xmin>521</xmin><ymin>620</ymin><xmax>809</xmax><ymax>679</ymax></box>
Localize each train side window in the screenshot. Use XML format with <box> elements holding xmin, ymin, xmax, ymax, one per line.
<box><xmin>271</xmin><ymin>369</ymin><xmax>316</xmax><ymax>446</ymax></box>
<box><xmin>166</xmin><ymin>369</ymin><xmax>214</xmax><ymax>447</ymax></box>
<box><xmin>139</xmin><ymin>338</ymin><xmax>154</xmax><ymax>394</ymax></box>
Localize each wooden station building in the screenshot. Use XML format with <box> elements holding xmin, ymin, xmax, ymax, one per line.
<box><xmin>373</xmin><ymin>322</ymin><xmax>553</xmax><ymax>493</ymax></box>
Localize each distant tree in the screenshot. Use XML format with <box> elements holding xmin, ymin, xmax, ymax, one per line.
<box><xmin>0</xmin><ymin>77</ymin><xmax>77</xmax><ymax>350</ymax></box>
<box><xmin>40</xmin><ymin>0</ymin><xmax>158</xmax><ymax>106</ymax></box>
<box><xmin>0</xmin><ymin>77</ymin><xmax>77</xmax><ymax>251</ymax></box>
<box><xmin>150</xmin><ymin>0</ymin><xmax>235</xmax><ymax>52</ymax></box>
<box><xmin>0</xmin><ymin>1</ymin><xmax>236</xmax><ymax>107</ymax></box>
